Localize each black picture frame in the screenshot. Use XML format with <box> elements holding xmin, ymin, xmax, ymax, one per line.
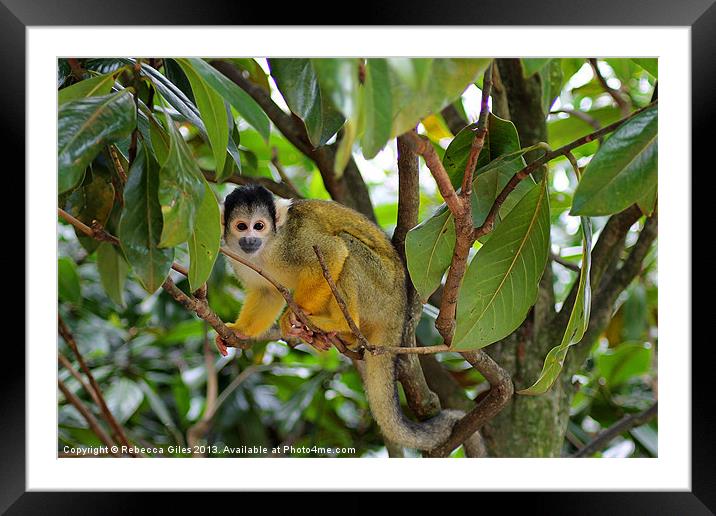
<box><xmin>6</xmin><ymin>0</ymin><xmax>709</xmax><ymax>512</ymax></box>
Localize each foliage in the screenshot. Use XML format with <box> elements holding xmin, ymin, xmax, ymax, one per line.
<box><xmin>57</xmin><ymin>57</ymin><xmax>657</xmax><ymax>458</ymax></box>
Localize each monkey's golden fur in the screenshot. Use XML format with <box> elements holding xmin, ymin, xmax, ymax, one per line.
<box><xmin>224</xmin><ymin>193</ymin><xmax>461</xmax><ymax>451</ymax></box>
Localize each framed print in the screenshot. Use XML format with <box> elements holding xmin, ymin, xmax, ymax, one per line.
<box><xmin>5</xmin><ymin>0</ymin><xmax>711</xmax><ymax>511</ymax></box>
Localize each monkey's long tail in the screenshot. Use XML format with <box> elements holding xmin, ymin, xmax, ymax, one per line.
<box><xmin>362</xmin><ymin>352</ymin><xmax>463</xmax><ymax>452</ymax></box>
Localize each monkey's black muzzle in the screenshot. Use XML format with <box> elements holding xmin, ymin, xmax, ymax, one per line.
<box><xmin>239</xmin><ymin>237</ymin><xmax>262</xmax><ymax>254</ymax></box>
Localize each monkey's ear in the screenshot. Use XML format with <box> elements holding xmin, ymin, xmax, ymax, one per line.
<box><xmin>219</xmin><ymin>203</ymin><xmax>225</xmax><ymax>233</ymax></box>
<box><xmin>274</xmin><ymin>197</ymin><xmax>293</xmax><ymax>229</ymax></box>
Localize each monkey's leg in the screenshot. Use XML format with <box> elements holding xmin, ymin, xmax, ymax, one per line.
<box><xmin>229</xmin><ymin>287</ymin><xmax>286</xmax><ymax>339</ymax></box>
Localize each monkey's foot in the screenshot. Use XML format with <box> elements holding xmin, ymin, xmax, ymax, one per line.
<box><xmin>214</xmin><ymin>328</ymin><xmax>249</xmax><ymax>357</ymax></box>
<box><xmin>311</xmin><ymin>332</ymin><xmax>339</xmax><ymax>352</ymax></box>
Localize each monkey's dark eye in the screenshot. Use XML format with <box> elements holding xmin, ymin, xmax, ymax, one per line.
<box><xmin>236</xmin><ymin>222</ymin><xmax>248</xmax><ymax>231</ymax></box>
<box><xmin>254</xmin><ymin>222</ymin><xmax>265</xmax><ymax>231</ymax></box>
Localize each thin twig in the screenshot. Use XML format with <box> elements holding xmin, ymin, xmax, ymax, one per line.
<box><xmin>162</xmin><ymin>277</ymin><xmax>255</xmax><ymax>350</ymax></box>
<box><xmin>589</xmin><ymin>58</ymin><xmax>631</xmax><ymax>116</ymax></box>
<box><xmin>58</xmin><ymin>378</ymin><xmax>119</xmax><ymax>456</ymax></box>
<box><xmin>271</xmin><ymin>147</ymin><xmax>301</xmax><ymax>198</ymax></box>
<box><xmin>573</xmin><ymin>402</ymin><xmax>658</xmax><ymax>457</ymax></box>
<box><xmin>313</xmin><ymin>246</ymin><xmax>372</xmax><ymax>356</ymax></box>
<box><xmin>551</xmin><ymin>253</ymin><xmax>581</xmax><ymax>273</ymax></box>
<box><xmin>58</xmin><ymin>208</ymin><xmax>120</xmax><ymax>245</ymax></box>
<box><xmin>58</xmin><ymin>316</ymin><xmax>136</xmax><ymax>455</ymax></box>
<box><xmin>58</xmin><ymin>352</ymin><xmax>101</xmax><ymax>407</ymax></box>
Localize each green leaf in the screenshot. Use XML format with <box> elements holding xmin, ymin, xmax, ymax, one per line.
<box><xmin>631</xmin><ymin>58</ymin><xmax>658</xmax><ymax>78</ymax></box>
<box><xmin>548</xmin><ymin>106</ymin><xmax>622</xmax><ymax>150</ymax></box>
<box><xmin>64</xmin><ymin>163</ymin><xmax>115</xmax><ymax>253</ymax></box>
<box><xmin>182</xmin><ymin>58</ymin><xmax>271</xmax><ymax>142</ymax></box>
<box><xmin>58</xmin><ymin>68</ymin><xmax>125</xmax><ymax>105</ymax></box>
<box><xmin>118</xmin><ymin>147</ymin><xmax>174</xmax><ymax>293</ymax></box>
<box><xmin>276</xmin><ymin>372</ymin><xmax>328</xmax><ymax>434</ymax></box>
<box><xmin>444</xmin><ymin>113</ymin><xmax>524</xmax><ymax>190</ymax></box>
<box><xmin>622</xmin><ymin>282</ymin><xmax>648</xmax><ymax>341</ymax></box>
<box><xmin>311</xmin><ymin>58</ymin><xmax>361</xmax><ymax>120</ymax></box>
<box><xmin>405</xmin><ymin>206</ymin><xmax>455</xmax><ymax>301</ymax></box>
<box><xmin>176</xmin><ymin>59</ymin><xmax>229</xmax><ymax>176</ymax></box>
<box><xmin>58</xmin><ymin>257</ymin><xmax>82</xmax><ymax>305</ymax></box>
<box><xmin>443</xmin><ymin>113</ymin><xmax>536</xmax><ymax>227</ymax></box>
<box><xmin>105</xmin><ymin>378</ymin><xmax>144</xmax><ymax>424</ymax></box>
<box><xmin>388</xmin><ymin>58</ymin><xmax>491</xmax><ymax>138</ymax></box>
<box><xmin>58</xmin><ymin>90</ymin><xmax>136</xmax><ymax>194</ymax></box>
<box><xmin>518</xmin><ymin>216</ymin><xmax>593</xmax><ymax>395</ymax></box>
<box><xmin>540</xmin><ymin>59</ymin><xmax>564</xmax><ymax>115</ymax></box>
<box><xmin>96</xmin><ymin>242</ymin><xmax>128</xmax><ymax>307</ymax></box>
<box><xmin>522</xmin><ymin>58</ymin><xmax>552</xmax><ymax>77</ymax></box>
<box><xmin>157</xmin><ymin>112</ymin><xmax>206</xmax><ymax>248</ymax></box>
<box><xmin>453</xmin><ymin>178</ymin><xmax>550</xmax><ymax>350</ymax></box>
<box><xmin>637</xmin><ymin>182</ymin><xmax>657</xmax><ymax>216</ymax></box>
<box><xmin>188</xmin><ymin>183</ymin><xmax>221</xmax><ymax>291</ymax></box>
<box><xmin>595</xmin><ymin>342</ymin><xmax>652</xmax><ymax>388</ymax></box>
<box><xmin>268</xmin><ymin>58</ymin><xmax>345</xmax><ymax>147</ymax></box>
<box><xmin>361</xmin><ymin>59</ymin><xmax>393</xmax><ymax>159</ymax></box>
<box><xmin>137</xmin><ymin>379</ymin><xmax>183</xmax><ymax>444</ymax></box>
<box><xmin>572</xmin><ymin>106</ymin><xmax>657</xmax><ymax>216</ymax></box>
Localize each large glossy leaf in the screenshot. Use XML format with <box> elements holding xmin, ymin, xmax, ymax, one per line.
<box><xmin>631</xmin><ymin>58</ymin><xmax>658</xmax><ymax>78</ymax></box>
<box><xmin>118</xmin><ymin>148</ymin><xmax>174</xmax><ymax>293</ymax></box>
<box><xmin>176</xmin><ymin>59</ymin><xmax>229</xmax><ymax>175</ymax></box>
<box><xmin>572</xmin><ymin>106</ymin><xmax>657</xmax><ymax>216</ymax></box>
<box><xmin>96</xmin><ymin>242</ymin><xmax>128</xmax><ymax>307</ymax></box>
<box><xmin>405</xmin><ymin>206</ymin><xmax>455</xmax><ymax>301</ymax></box>
<box><xmin>453</xmin><ymin>178</ymin><xmax>550</xmax><ymax>350</ymax></box>
<box><xmin>58</xmin><ymin>90</ymin><xmax>136</xmax><ymax>194</ymax></box>
<box><xmin>444</xmin><ymin>113</ymin><xmax>524</xmax><ymax>189</ymax></box>
<box><xmin>595</xmin><ymin>342</ymin><xmax>653</xmax><ymax>388</ymax></box>
<box><xmin>188</xmin><ymin>183</ymin><xmax>221</xmax><ymax>291</ymax></box>
<box><xmin>522</xmin><ymin>58</ymin><xmax>552</xmax><ymax>77</ymax></box>
<box><xmin>518</xmin><ymin>215</ymin><xmax>593</xmax><ymax>395</ymax></box>
<box><xmin>157</xmin><ymin>113</ymin><xmax>206</xmax><ymax>248</ymax></box>
<box><xmin>58</xmin><ymin>257</ymin><xmax>82</xmax><ymax>305</ymax></box>
<box><xmin>361</xmin><ymin>59</ymin><xmax>393</xmax><ymax>159</ymax></box>
<box><xmin>311</xmin><ymin>58</ymin><xmax>361</xmax><ymax>121</ymax></box>
<box><xmin>388</xmin><ymin>58</ymin><xmax>491</xmax><ymax>138</ymax></box>
<box><xmin>64</xmin><ymin>163</ymin><xmax>115</xmax><ymax>253</ymax></box>
<box><xmin>311</xmin><ymin>59</ymin><xmax>362</xmax><ymax>175</ymax></box>
<box><xmin>268</xmin><ymin>58</ymin><xmax>345</xmax><ymax>147</ymax></box>
<box><xmin>182</xmin><ymin>58</ymin><xmax>271</xmax><ymax>142</ymax></box>
<box><xmin>58</xmin><ymin>68</ymin><xmax>125</xmax><ymax>105</ymax></box>
<box><xmin>105</xmin><ymin>377</ymin><xmax>144</xmax><ymax>424</ymax></box>
<box><xmin>443</xmin><ymin>113</ymin><xmax>536</xmax><ymax>226</ymax></box>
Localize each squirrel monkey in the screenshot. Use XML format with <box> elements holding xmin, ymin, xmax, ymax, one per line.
<box><xmin>217</xmin><ymin>185</ymin><xmax>462</xmax><ymax>452</ymax></box>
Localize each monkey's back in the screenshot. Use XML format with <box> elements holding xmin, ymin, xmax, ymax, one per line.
<box><xmin>286</xmin><ymin>200</ymin><xmax>399</xmax><ymax>263</ymax></box>
<box><xmin>281</xmin><ymin>199</ymin><xmax>406</xmax><ymax>344</ymax></box>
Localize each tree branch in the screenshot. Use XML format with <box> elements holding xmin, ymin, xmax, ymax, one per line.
<box><xmin>202</xmin><ymin>169</ymin><xmax>301</xmax><ymax>199</ymax></box>
<box><xmin>573</xmin><ymin>402</ymin><xmax>657</xmax><ymax>457</ymax></box>
<box><xmin>428</xmin><ymin>350</ymin><xmax>514</xmax><ymax>457</ymax></box>
<box><xmin>58</xmin><ymin>316</ymin><xmax>135</xmax><ymax>454</ymax></box>
<box><xmin>58</xmin><ymin>378</ymin><xmax>119</xmax><ymax>456</ymax></box>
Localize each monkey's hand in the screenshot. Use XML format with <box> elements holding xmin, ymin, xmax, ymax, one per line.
<box><xmin>280</xmin><ymin>310</ymin><xmax>334</xmax><ymax>352</ymax></box>
<box><xmin>214</xmin><ymin>324</ymin><xmax>249</xmax><ymax>357</ymax></box>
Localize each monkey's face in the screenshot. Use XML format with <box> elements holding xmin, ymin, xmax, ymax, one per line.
<box><xmin>225</xmin><ymin>206</ymin><xmax>274</xmax><ymax>256</ymax></box>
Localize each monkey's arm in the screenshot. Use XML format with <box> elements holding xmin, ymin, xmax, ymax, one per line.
<box><xmin>230</xmin><ymin>287</ymin><xmax>286</xmax><ymax>338</ymax></box>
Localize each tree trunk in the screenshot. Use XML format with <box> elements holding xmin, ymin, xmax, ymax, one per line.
<box><xmin>481</xmin><ymin>59</ymin><xmax>570</xmax><ymax>457</ymax></box>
